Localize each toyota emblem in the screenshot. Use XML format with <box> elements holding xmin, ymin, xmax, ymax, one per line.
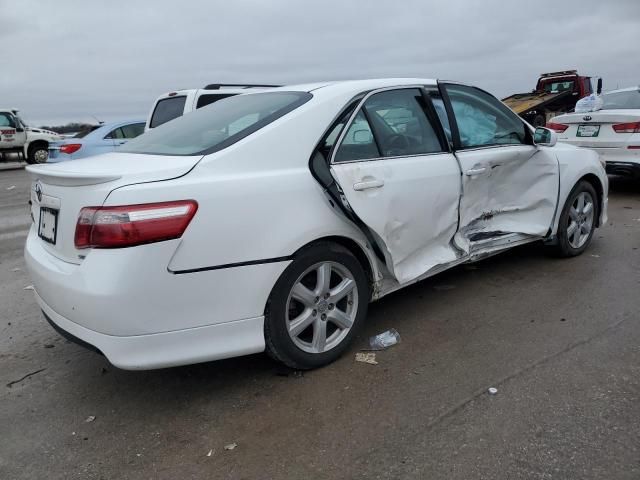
<box><xmin>35</xmin><ymin>181</ymin><xmax>43</xmax><ymax>202</ymax></box>
<box><xmin>583</xmin><ymin>115</ymin><xmax>592</xmax><ymax>121</ymax></box>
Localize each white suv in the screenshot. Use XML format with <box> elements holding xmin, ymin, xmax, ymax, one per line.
<box><xmin>145</xmin><ymin>83</ymin><xmax>279</xmax><ymax>131</ymax></box>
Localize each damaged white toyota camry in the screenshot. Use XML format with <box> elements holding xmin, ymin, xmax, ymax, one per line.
<box><xmin>25</xmin><ymin>79</ymin><xmax>608</xmax><ymax>370</ymax></box>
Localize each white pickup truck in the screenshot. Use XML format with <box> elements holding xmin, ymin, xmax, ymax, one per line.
<box><xmin>0</xmin><ymin>109</ymin><xmax>63</xmax><ymax>164</ymax></box>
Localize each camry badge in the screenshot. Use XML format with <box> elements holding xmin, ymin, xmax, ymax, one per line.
<box><xmin>35</xmin><ymin>181</ymin><xmax>43</xmax><ymax>202</ymax></box>
<box><xmin>583</xmin><ymin>115</ymin><xmax>592</xmax><ymax>121</ymax></box>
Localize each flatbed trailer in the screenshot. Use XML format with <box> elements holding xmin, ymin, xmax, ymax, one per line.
<box><xmin>502</xmin><ymin>90</ymin><xmax>572</xmax><ymax>116</ymax></box>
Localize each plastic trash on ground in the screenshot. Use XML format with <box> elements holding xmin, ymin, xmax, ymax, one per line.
<box><xmin>369</xmin><ymin>328</ymin><xmax>401</xmax><ymax>351</ymax></box>
<box><xmin>575</xmin><ymin>94</ymin><xmax>604</xmax><ymax>113</ymax></box>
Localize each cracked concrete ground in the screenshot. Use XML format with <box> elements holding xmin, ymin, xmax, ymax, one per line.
<box><xmin>0</xmin><ymin>167</ymin><xmax>639</xmax><ymax>479</ymax></box>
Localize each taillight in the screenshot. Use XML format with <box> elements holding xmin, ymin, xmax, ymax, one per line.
<box><xmin>546</xmin><ymin>122</ymin><xmax>569</xmax><ymax>133</ymax></box>
<box><xmin>612</xmin><ymin>121</ymin><xmax>640</xmax><ymax>133</ymax></box>
<box><xmin>74</xmin><ymin>200</ymin><xmax>198</xmax><ymax>249</ymax></box>
<box><xmin>60</xmin><ymin>143</ymin><xmax>82</xmax><ymax>154</ymax></box>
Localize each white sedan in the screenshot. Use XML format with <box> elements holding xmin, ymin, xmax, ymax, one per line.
<box><xmin>25</xmin><ymin>78</ymin><xmax>608</xmax><ymax>370</ymax></box>
<box><xmin>548</xmin><ymin>86</ymin><xmax>640</xmax><ymax>178</ymax></box>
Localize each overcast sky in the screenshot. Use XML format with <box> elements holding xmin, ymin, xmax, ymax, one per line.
<box><xmin>2</xmin><ymin>0</ymin><xmax>639</xmax><ymax>126</ymax></box>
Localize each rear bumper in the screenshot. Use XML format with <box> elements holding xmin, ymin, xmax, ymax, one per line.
<box><xmin>36</xmin><ymin>290</ymin><xmax>265</xmax><ymax>370</ymax></box>
<box><xmin>24</xmin><ymin>227</ymin><xmax>288</xmax><ymax>336</ymax></box>
<box><xmin>563</xmin><ymin>143</ymin><xmax>640</xmax><ymax>169</ymax></box>
<box><xmin>605</xmin><ymin>161</ymin><xmax>640</xmax><ymax>178</ymax></box>
<box><xmin>24</xmin><ymin>226</ymin><xmax>290</xmax><ymax>369</ymax></box>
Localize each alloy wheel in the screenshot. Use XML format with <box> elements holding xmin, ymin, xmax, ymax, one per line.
<box><xmin>567</xmin><ymin>191</ymin><xmax>594</xmax><ymax>249</ymax></box>
<box><xmin>285</xmin><ymin>261</ymin><xmax>358</xmax><ymax>354</ymax></box>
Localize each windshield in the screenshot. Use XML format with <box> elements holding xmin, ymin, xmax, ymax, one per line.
<box><xmin>122</xmin><ymin>91</ymin><xmax>312</xmax><ymax>156</ymax></box>
<box><xmin>601</xmin><ymin>90</ymin><xmax>640</xmax><ymax>110</ymax></box>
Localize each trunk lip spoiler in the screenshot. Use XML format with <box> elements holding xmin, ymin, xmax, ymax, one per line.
<box><xmin>25</xmin><ymin>165</ymin><xmax>122</xmax><ymax>187</ymax></box>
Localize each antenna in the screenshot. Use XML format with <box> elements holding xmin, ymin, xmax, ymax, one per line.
<box><xmin>88</xmin><ymin>114</ymin><xmax>104</xmax><ymax>125</ymax></box>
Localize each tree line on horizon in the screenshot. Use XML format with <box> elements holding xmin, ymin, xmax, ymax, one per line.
<box><xmin>37</xmin><ymin>122</ymin><xmax>96</xmax><ymax>134</ymax></box>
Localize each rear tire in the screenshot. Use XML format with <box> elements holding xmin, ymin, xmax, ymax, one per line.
<box><xmin>264</xmin><ymin>242</ymin><xmax>369</xmax><ymax>369</ymax></box>
<box><xmin>550</xmin><ymin>180</ymin><xmax>598</xmax><ymax>257</ymax></box>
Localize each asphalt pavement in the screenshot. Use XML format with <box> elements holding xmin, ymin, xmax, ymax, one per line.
<box><xmin>0</xmin><ymin>167</ymin><xmax>638</xmax><ymax>479</ymax></box>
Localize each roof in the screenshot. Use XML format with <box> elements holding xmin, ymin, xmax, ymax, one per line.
<box><xmin>274</xmin><ymin>78</ymin><xmax>439</xmax><ymax>95</ymax></box>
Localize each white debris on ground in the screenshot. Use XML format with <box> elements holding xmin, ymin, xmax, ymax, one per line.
<box><xmin>355</xmin><ymin>352</ymin><xmax>378</xmax><ymax>365</ymax></box>
<box><xmin>23</xmin><ymin>285</ymin><xmax>34</xmax><ymax>290</ymax></box>
<box><xmin>6</xmin><ymin>185</ymin><xmax>16</xmax><ymax>190</ymax></box>
<box><xmin>85</xmin><ymin>415</ymin><xmax>96</xmax><ymax>423</ymax></box>
<box><xmin>488</xmin><ymin>387</ymin><xmax>498</xmax><ymax>395</ymax></box>
<box><xmin>224</xmin><ymin>443</ymin><xmax>237</xmax><ymax>451</ymax></box>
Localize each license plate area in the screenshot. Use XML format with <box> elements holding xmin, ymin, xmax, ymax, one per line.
<box><xmin>38</xmin><ymin>207</ymin><xmax>59</xmax><ymax>244</ymax></box>
<box><xmin>577</xmin><ymin>124</ymin><xmax>600</xmax><ymax>137</ymax></box>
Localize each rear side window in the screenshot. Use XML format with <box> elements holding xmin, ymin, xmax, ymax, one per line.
<box><xmin>196</xmin><ymin>94</ymin><xmax>235</xmax><ymax>109</ymax></box>
<box><xmin>105</xmin><ymin>127</ymin><xmax>125</xmax><ymax>139</ymax></box>
<box><xmin>149</xmin><ymin>96</ymin><xmax>187</xmax><ymax>128</ymax></box>
<box><xmin>334</xmin><ymin>88</ymin><xmax>445</xmax><ymax>162</ymax></box>
<box><xmin>120</xmin><ymin>122</ymin><xmax>145</xmax><ymax>139</ymax></box>
<box><xmin>334</xmin><ymin>111</ymin><xmax>380</xmax><ymax>162</ymax></box>
<box><xmin>122</xmin><ymin>91</ymin><xmax>312</xmax><ymax>156</ymax></box>
<box><xmin>73</xmin><ymin>126</ymin><xmax>101</xmax><ymax>138</ymax></box>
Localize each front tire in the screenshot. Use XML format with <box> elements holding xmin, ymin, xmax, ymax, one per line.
<box><xmin>551</xmin><ymin>180</ymin><xmax>598</xmax><ymax>257</ymax></box>
<box><xmin>264</xmin><ymin>242</ymin><xmax>369</xmax><ymax>369</ymax></box>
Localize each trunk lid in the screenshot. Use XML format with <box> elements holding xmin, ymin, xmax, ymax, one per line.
<box><xmin>26</xmin><ymin>152</ymin><xmax>201</xmax><ymax>264</ymax></box>
<box><xmin>553</xmin><ymin>109</ymin><xmax>640</xmax><ymax>148</ymax></box>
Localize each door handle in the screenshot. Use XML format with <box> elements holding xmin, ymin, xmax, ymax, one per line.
<box><xmin>353</xmin><ymin>179</ymin><xmax>384</xmax><ymax>191</ymax></box>
<box><xmin>465</xmin><ymin>167</ymin><xmax>487</xmax><ymax>176</ymax></box>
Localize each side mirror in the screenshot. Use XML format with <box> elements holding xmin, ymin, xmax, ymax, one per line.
<box><xmin>596</xmin><ymin>78</ymin><xmax>603</xmax><ymax>95</ymax></box>
<box><xmin>534</xmin><ymin>127</ymin><xmax>557</xmax><ymax>147</ymax></box>
<box><xmin>15</xmin><ymin>127</ymin><xmax>24</xmax><ymax>133</ymax></box>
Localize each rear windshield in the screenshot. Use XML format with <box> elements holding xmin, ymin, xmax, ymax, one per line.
<box><xmin>73</xmin><ymin>126</ymin><xmax>101</xmax><ymax>138</ymax></box>
<box><xmin>542</xmin><ymin>80</ymin><xmax>575</xmax><ymax>93</ymax></box>
<box><xmin>121</xmin><ymin>91</ymin><xmax>312</xmax><ymax>156</ymax></box>
<box><xmin>601</xmin><ymin>90</ymin><xmax>640</xmax><ymax>110</ymax></box>
<box><xmin>196</xmin><ymin>93</ymin><xmax>236</xmax><ymax>109</ymax></box>
<box><xmin>149</xmin><ymin>96</ymin><xmax>187</xmax><ymax>128</ymax></box>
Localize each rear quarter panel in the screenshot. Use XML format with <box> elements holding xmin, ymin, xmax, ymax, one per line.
<box><xmin>106</xmin><ymin>93</ymin><xmax>381</xmax><ymax>277</ymax></box>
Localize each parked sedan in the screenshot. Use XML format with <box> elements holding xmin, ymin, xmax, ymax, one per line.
<box><xmin>25</xmin><ymin>79</ymin><xmax>608</xmax><ymax>371</ymax></box>
<box><xmin>48</xmin><ymin>120</ymin><xmax>145</xmax><ymax>161</ymax></box>
<box><xmin>548</xmin><ymin>86</ymin><xmax>640</xmax><ymax>178</ymax></box>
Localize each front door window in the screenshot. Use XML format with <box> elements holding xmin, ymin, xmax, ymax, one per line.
<box><xmin>444</xmin><ymin>84</ymin><xmax>528</xmax><ymax>148</ymax></box>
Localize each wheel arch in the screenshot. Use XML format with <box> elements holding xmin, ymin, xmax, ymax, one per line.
<box><xmin>25</xmin><ymin>139</ymin><xmax>49</xmax><ymax>156</ymax></box>
<box><xmin>292</xmin><ymin>235</ymin><xmax>376</xmax><ymax>288</ymax></box>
